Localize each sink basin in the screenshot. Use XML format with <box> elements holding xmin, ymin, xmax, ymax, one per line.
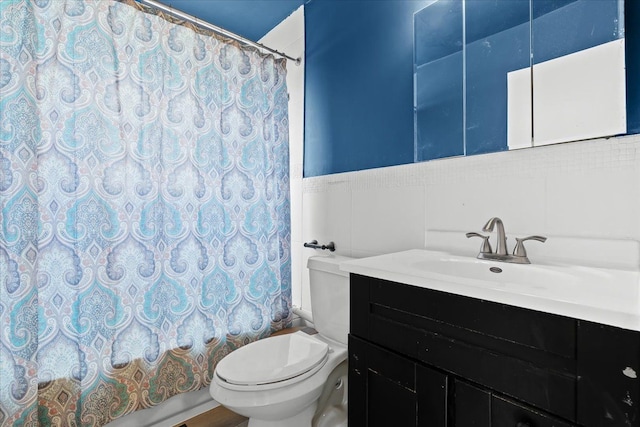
<box><xmin>340</xmin><ymin>249</ymin><xmax>640</xmax><ymax>330</ymax></box>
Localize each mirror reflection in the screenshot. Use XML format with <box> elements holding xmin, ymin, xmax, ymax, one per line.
<box><xmin>414</xmin><ymin>0</ymin><xmax>626</xmax><ymax>163</ymax></box>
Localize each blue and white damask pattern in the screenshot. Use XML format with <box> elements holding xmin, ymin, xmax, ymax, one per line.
<box><xmin>0</xmin><ymin>0</ymin><xmax>291</xmax><ymax>425</ymax></box>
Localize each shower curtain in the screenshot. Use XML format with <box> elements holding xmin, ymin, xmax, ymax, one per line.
<box><xmin>0</xmin><ymin>0</ymin><xmax>291</xmax><ymax>425</ymax></box>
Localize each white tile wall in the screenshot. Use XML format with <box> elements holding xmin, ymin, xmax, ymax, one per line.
<box><xmin>352</xmin><ymin>185</ymin><xmax>425</xmax><ymax>256</ymax></box>
<box><xmin>298</xmin><ymin>135</ymin><xmax>640</xmax><ymax>312</ymax></box>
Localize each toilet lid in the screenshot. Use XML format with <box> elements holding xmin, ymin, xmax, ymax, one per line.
<box><xmin>216</xmin><ymin>333</ymin><xmax>329</xmax><ymax>386</ymax></box>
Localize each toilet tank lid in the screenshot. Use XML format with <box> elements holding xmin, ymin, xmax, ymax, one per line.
<box><xmin>307</xmin><ymin>255</ymin><xmax>353</xmax><ymax>277</ymax></box>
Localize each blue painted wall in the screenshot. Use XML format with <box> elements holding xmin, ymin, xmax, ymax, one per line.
<box><xmin>304</xmin><ymin>0</ymin><xmax>639</xmax><ymax>177</ymax></box>
<box><xmin>304</xmin><ymin>0</ymin><xmax>430</xmax><ymax>177</ymax></box>
<box><xmin>156</xmin><ymin>0</ymin><xmax>304</xmax><ymax>41</ymax></box>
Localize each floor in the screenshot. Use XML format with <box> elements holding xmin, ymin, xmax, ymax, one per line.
<box><xmin>173</xmin><ymin>406</ymin><xmax>248</xmax><ymax>427</ymax></box>
<box><xmin>174</xmin><ymin>326</ymin><xmax>316</xmax><ymax>427</ymax></box>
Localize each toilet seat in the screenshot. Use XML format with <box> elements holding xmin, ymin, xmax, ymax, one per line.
<box><xmin>216</xmin><ymin>332</ymin><xmax>329</xmax><ymax>387</ymax></box>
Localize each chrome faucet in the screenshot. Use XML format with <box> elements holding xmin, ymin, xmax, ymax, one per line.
<box><xmin>466</xmin><ymin>217</ymin><xmax>547</xmax><ymax>264</ymax></box>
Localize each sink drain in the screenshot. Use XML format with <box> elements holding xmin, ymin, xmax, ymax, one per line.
<box><xmin>489</xmin><ymin>267</ymin><xmax>503</xmax><ymax>273</ymax></box>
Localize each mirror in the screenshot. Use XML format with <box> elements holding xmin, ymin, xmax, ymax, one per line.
<box><xmin>414</xmin><ymin>0</ymin><xmax>626</xmax><ymax>163</ymax></box>
<box><xmin>414</xmin><ymin>0</ymin><xmax>464</xmax><ymax>161</ymax></box>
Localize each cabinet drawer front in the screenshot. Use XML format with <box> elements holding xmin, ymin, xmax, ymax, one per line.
<box><xmin>366</xmin><ymin>275</ymin><xmax>577</xmax><ymax>358</ymax></box>
<box><xmin>368</xmin><ymin>313</ymin><xmax>422</xmax><ymax>358</ymax></box>
<box><xmin>419</xmin><ymin>330</ymin><xmax>576</xmax><ymax>421</ymax></box>
<box><xmin>492</xmin><ymin>395</ymin><xmax>576</xmax><ymax>427</ymax></box>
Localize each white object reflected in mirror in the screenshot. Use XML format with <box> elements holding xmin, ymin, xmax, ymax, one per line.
<box><xmin>532</xmin><ymin>38</ymin><xmax>626</xmax><ymax>146</ymax></box>
<box><xmin>507</xmin><ymin>67</ymin><xmax>532</xmax><ymax>150</ymax></box>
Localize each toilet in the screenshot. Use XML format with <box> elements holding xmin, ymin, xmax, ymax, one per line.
<box><xmin>210</xmin><ymin>255</ymin><xmax>352</xmax><ymax>427</ymax></box>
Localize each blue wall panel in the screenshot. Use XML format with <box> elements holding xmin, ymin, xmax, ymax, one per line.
<box><xmin>415</xmin><ymin>0</ymin><xmax>464</xmax><ymax>161</ymax></box>
<box><xmin>415</xmin><ymin>51</ymin><xmax>464</xmax><ymax>161</ymax></box>
<box><xmin>304</xmin><ymin>0</ymin><xmax>429</xmax><ymax>177</ymax></box>
<box><xmin>532</xmin><ymin>0</ymin><xmax>624</xmax><ymax>64</ymax></box>
<box><xmin>465</xmin><ymin>0</ymin><xmax>530</xmax><ymax>156</ymax></box>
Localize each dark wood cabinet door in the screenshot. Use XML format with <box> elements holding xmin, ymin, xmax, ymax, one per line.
<box><xmin>453</xmin><ymin>380</ymin><xmax>491</xmax><ymax>427</ymax></box>
<box><xmin>417</xmin><ymin>364</ymin><xmax>448</xmax><ymax>427</ymax></box>
<box><xmin>578</xmin><ymin>321</ymin><xmax>640</xmax><ymax>426</ymax></box>
<box><xmin>368</xmin><ymin>370</ymin><xmax>417</xmax><ymax>427</ymax></box>
<box><xmin>349</xmin><ymin>335</ymin><xmax>448</xmax><ymax>427</ymax></box>
<box><xmin>349</xmin><ymin>335</ymin><xmax>417</xmax><ymax>427</ymax></box>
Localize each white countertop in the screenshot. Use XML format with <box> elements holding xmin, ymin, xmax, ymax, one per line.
<box><xmin>340</xmin><ymin>249</ymin><xmax>640</xmax><ymax>331</ymax></box>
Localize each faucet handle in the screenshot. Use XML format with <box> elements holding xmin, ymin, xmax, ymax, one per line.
<box><xmin>466</xmin><ymin>232</ymin><xmax>492</xmax><ymax>254</ymax></box>
<box><xmin>513</xmin><ymin>235</ymin><xmax>547</xmax><ymax>257</ymax></box>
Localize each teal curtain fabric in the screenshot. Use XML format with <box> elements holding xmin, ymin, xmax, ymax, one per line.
<box><xmin>0</xmin><ymin>0</ymin><xmax>291</xmax><ymax>425</ymax></box>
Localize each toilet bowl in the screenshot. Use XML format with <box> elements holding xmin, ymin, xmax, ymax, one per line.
<box><xmin>210</xmin><ymin>255</ymin><xmax>352</xmax><ymax>427</ymax></box>
<box><xmin>210</xmin><ymin>331</ymin><xmax>347</xmax><ymax>427</ymax></box>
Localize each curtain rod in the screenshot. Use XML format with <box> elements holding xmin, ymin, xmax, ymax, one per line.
<box><xmin>138</xmin><ymin>0</ymin><xmax>302</xmax><ymax>65</ymax></box>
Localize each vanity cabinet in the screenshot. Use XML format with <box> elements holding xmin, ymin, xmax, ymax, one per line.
<box><xmin>348</xmin><ymin>274</ymin><xmax>640</xmax><ymax>426</ymax></box>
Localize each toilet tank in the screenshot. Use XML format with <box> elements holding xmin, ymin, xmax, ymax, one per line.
<box><xmin>307</xmin><ymin>255</ymin><xmax>353</xmax><ymax>345</ymax></box>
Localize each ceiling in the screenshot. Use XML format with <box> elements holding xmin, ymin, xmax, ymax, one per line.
<box><xmin>152</xmin><ymin>0</ymin><xmax>305</xmax><ymax>41</ymax></box>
